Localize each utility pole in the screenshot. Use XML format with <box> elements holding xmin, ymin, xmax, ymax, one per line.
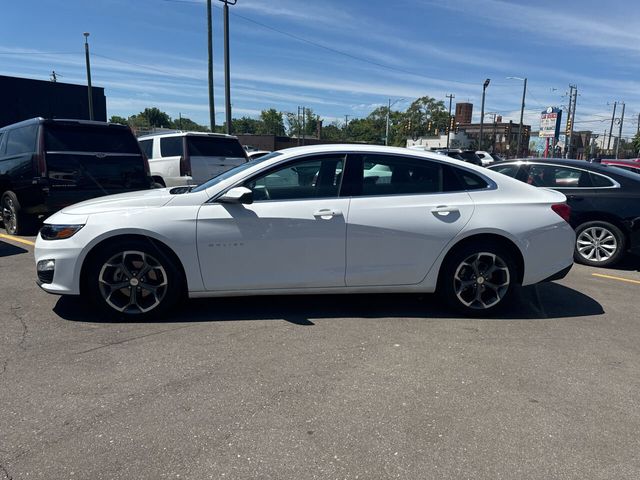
<box><xmin>206</xmin><ymin>0</ymin><xmax>215</xmax><ymax>132</ymax></box>
<box><xmin>615</xmin><ymin>102</ymin><xmax>625</xmax><ymax>159</ymax></box>
<box><xmin>297</xmin><ymin>106</ymin><xmax>302</xmax><ymax>146</ymax></box>
<box><xmin>517</xmin><ymin>78</ymin><xmax>527</xmax><ymax>157</ymax></box>
<box><xmin>446</xmin><ymin>94</ymin><xmax>455</xmax><ymax>149</ymax></box>
<box><xmin>302</xmin><ymin>107</ymin><xmax>306</xmax><ymax>146</ymax></box>
<box><xmin>344</xmin><ymin>115</ymin><xmax>351</xmax><ymax>141</ymax></box>
<box><xmin>479</xmin><ymin>79</ymin><xmax>490</xmax><ymax>151</ymax></box>
<box><xmin>636</xmin><ymin>113</ymin><xmax>640</xmax><ymax>136</ymax></box>
<box><xmin>83</xmin><ymin>32</ymin><xmax>94</xmax><ymax>121</ymax></box>
<box><xmin>219</xmin><ymin>0</ymin><xmax>236</xmax><ymax>134</ymax></box>
<box><xmin>565</xmin><ymin>85</ymin><xmax>577</xmax><ymax>158</ymax></box>
<box><xmin>607</xmin><ymin>101</ymin><xmax>617</xmax><ymax>152</ymax></box>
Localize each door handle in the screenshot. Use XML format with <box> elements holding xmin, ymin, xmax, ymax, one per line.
<box><xmin>567</xmin><ymin>195</ymin><xmax>584</xmax><ymax>201</ymax></box>
<box><xmin>431</xmin><ymin>205</ymin><xmax>459</xmax><ymax>216</ymax></box>
<box><xmin>313</xmin><ymin>208</ymin><xmax>343</xmax><ymax>218</ymax></box>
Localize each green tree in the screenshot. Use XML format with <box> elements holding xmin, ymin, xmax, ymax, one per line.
<box><xmin>320</xmin><ymin>121</ymin><xmax>343</xmax><ymax>141</ymax></box>
<box><xmin>172</xmin><ymin>117</ymin><xmax>208</xmax><ymax>132</ymax></box>
<box><xmin>400</xmin><ymin>96</ymin><xmax>449</xmax><ymax>140</ymax></box>
<box><xmin>632</xmin><ymin>133</ymin><xmax>640</xmax><ymax>156</ymax></box>
<box><xmin>232</xmin><ymin>116</ymin><xmax>261</xmax><ymax>134</ymax></box>
<box><xmin>257</xmin><ymin>108</ymin><xmax>285</xmax><ymax>136</ymax></box>
<box><xmin>108</xmin><ymin>115</ymin><xmax>128</xmax><ymax>125</ymax></box>
<box><xmin>137</xmin><ymin>107</ymin><xmax>172</xmax><ymax>128</ymax></box>
<box><xmin>285</xmin><ymin>108</ymin><xmax>319</xmax><ymax>137</ymax></box>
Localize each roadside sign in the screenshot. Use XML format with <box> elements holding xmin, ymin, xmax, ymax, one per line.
<box><xmin>539</xmin><ymin>107</ymin><xmax>562</xmax><ymax>138</ymax></box>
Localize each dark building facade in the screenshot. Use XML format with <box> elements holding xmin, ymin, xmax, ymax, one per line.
<box><xmin>455</xmin><ymin>102</ymin><xmax>473</xmax><ymax>124</ymax></box>
<box><xmin>459</xmin><ymin>121</ymin><xmax>531</xmax><ymax>156</ymax></box>
<box><xmin>0</xmin><ymin>75</ymin><xmax>106</xmax><ymax>128</ymax></box>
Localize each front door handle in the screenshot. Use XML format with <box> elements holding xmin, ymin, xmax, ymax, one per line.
<box><xmin>313</xmin><ymin>208</ymin><xmax>343</xmax><ymax>218</ymax></box>
<box><xmin>431</xmin><ymin>205</ymin><xmax>459</xmax><ymax>216</ymax></box>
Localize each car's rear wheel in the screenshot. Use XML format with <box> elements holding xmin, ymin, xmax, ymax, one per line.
<box><xmin>574</xmin><ymin>221</ymin><xmax>625</xmax><ymax>267</ymax></box>
<box><xmin>85</xmin><ymin>239</ymin><xmax>183</xmax><ymax>319</ymax></box>
<box><xmin>1</xmin><ymin>191</ymin><xmax>35</xmax><ymax>235</ymax></box>
<box><xmin>440</xmin><ymin>242</ymin><xmax>518</xmax><ymax>316</ymax></box>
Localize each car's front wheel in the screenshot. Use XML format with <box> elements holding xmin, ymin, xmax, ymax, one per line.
<box><xmin>574</xmin><ymin>221</ymin><xmax>625</xmax><ymax>267</ymax></box>
<box><xmin>85</xmin><ymin>239</ymin><xmax>183</xmax><ymax>319</ymax></box>
<box><xmin>440</xmin><ymin>242</ymin><xmax>518</xmax><ymax>316</ymax></box>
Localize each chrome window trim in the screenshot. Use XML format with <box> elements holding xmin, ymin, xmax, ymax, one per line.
<box><xmin>489</xmin><ymin>161</ymin><xmax>620</xmax><ymax>189</ymax></box>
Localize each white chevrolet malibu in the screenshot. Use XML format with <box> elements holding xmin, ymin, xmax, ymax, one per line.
<box><xmin>35</xmin><ymin>145</ymin><xmax>575</xmax><ymax>318</ymax></box>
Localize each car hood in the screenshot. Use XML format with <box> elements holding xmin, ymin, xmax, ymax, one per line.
<box><xmin>60</xmin><ymin>188</ymin><xmax>175</xmax><ymax>215</ymax></box>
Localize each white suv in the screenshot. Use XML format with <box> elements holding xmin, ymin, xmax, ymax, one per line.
<box><xmin>138</xmin><ymin>132</ymin><xmax>248</xmax><ymax>187</ymax></box>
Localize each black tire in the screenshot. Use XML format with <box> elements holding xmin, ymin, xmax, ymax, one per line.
<box><xmin>1</xmin><ymin>191</ymin><xmax>35</xmax><ymax>235</ymax></box>
<box><xmin>439</xmin><ymin>241</ymin><xmax>519</xmax><ymax>316</ymax></box>
<box><xmin>84</xmin><ymin>238</ymin><xmax>183</xmax><ymax>320</ymax></box>
<box><xmin>574</xmin><ymin>221</ymin><xmax>626</xmax><ymax>267</ymax></box>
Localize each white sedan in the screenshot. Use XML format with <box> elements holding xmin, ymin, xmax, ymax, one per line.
<box><xmin>35</xmin><ymin>145</ymin><xmax>575</xmax><ymax>318</ymax></box>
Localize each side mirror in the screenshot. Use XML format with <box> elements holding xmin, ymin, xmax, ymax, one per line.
<box><xmin>218</xmin><ymin>186</ymin><xmax>253</xmax><ymax>205</ymax></box>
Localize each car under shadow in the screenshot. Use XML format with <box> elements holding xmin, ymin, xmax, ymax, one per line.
<box><xmin>53</xmin><ymin>281</ymin><xmax>604</xmax><ymax>325</ymax></box>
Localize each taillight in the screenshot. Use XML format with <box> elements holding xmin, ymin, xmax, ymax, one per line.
<box><xmin>141</xmin><ymin>151</ymin><xmax>151</xmax><ymax>176</ymax></box>
<box><xmin>180</xmin><ymin>137</ymin><xmax>192</xmax><ymax>177</ymax></box>
<box><xmin>35</xmin><ymin>126</ymin><xmax>46</xmax><ymax>176</ymax></box>
<box><xmin>551</xmin><ymin>203</ymin><xmax>571</xmax><ymax>222</ymax></box>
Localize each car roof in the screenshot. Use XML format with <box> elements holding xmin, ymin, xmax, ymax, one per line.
<box><xmin>0</xmin><ymin>117</ymin><xmax>127</xmax><ymax>131</ymax></box>
<box><xmin>138</xmin><ymin>131</ymin><xmax>237</xmax><ymax>140</ymax></box>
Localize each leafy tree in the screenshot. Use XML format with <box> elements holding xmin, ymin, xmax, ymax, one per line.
<box><xmin>258</xmin><ymin>108</ymin><xmax>285</xmax><ymax>136</ymax></box>
<box><xmin>400</xmin><ymin>96</ymin><xmax>449</xmax><ymax>140</ymax></box>
<box><xmin>232</xmin><ymin>116</ymin><xmax>261</xmax><ymax>134</ymax></box>
<box><xmin>172</xmin><ymin>116</ymin><xmax>208</xmax><ymax>132</ymax></box>
<box><xmin>632</xmin><ymin>133</ymin><xmax>640</xmax><ymax>156</ymax></box>
<box><xmin>137</xmin><ymin>107</ymin><xmax>172</xmax><ymax>128</ymax></box>
<box><xmin>108</xmin><ymin>115</ymin><xmax>128</xmax><ymax>125</ymax></box>
<box><xmin>320</xmin><ymin>122</ymin><xmax>343</xmax><ymax>141</ymax></box>
<box><xmin>285</xmin><ymin>108</ymin><xmax>319</xmax><ymax>137</ymax></box>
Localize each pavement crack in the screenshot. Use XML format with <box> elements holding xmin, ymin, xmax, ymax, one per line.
<box><xmin>10</xmin><ymin>305</ymin><xmax>28</xmax><ymax>351</ymax></box>
<box><xmin>0</xmin><ymin>460</ymin><xmax>13</xmax><ymax>480</ymax></box>
<box><xmin>75</xmin><ymin>325</ymin><xmax>195</xmax><ymax>355</ymax></box>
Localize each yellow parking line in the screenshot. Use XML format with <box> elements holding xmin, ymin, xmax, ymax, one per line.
<box><xmin>592</xmin><ymin>273</ymin><xmax>640</xmax><ymax>285</ymax></box>
<box><xmin>0</xmin><ymin>233</ymin><xmax>35</xmax><ymax>247</ymax></box>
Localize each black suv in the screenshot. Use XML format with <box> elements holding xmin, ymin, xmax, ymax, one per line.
<box><xmin>0</xmin><ymin>118</ymin><xmax>153</xmax><ymax>234</ymax></box>
<box><xmin>433</xmin><ymin>148</ymin><xmax>483</xmax><ymax>166</ymax></box>
<box><xmin>488</xmin><ymin>158</ymin><xmax>640</xmax><ymax>267</ymax></box>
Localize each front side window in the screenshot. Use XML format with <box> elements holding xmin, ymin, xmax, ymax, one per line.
<box><xmin>244</xmin><ymin>155</ymin><xmax>345</xmax><ymax>201</ymax></box>
<box><xmin>6</xmin><ymin>125</ymin><xmax>37</xmax><ymax>155</ymax></box>
<box><xmin>160</xmin><ymin>137</ymin><xmax>183</xmax><ymax>157</ymax></box>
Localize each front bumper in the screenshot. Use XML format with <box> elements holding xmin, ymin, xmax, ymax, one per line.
<box><xmin>540</xmin><ymin>263</ymin><xmax>573</xmax><ymax>282</ymax></box>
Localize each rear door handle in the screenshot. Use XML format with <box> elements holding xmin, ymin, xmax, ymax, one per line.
<box><xmin>431</xmin><ymin>205</ymin><xmax>459</xmax><ymax>216</ymax></box>
<box><xmin>313</xmin><ymin>208</ymin><xmax>343</xmax><ymax>218</ymax></box>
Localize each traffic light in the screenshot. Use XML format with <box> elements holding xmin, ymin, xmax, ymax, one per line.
<box><xmin>427</xmin><ymin>120</ymin><xmax>432</xmax><ymax>131</ymax></box>
<box><xmin>565</xmin><ymin>117</ymin><xmax>573</xmax><ymax>135</ymax></box>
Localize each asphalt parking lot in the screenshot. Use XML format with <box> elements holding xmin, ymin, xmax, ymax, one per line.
<box><xmin>1</xmin><ymin>234</ymin><xmax>639</xmax><ymax>480</ymax></box>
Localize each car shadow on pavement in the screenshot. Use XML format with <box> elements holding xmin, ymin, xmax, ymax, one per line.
<box><xmin>0</xmin><ymin>240</ymin><xmax>29</xmax><ymax>257</ymax></box>
<box><xmin>54</xmin><ymin>281</ymin><xmax>603</xmax><ymax>325</ymax></box>
<box><xmin>604</xmin><ymin>253</ymin><xmax>640</xmax><ymax>272</ymax></box>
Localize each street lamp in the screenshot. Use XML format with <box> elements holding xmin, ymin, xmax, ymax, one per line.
<box><xmin>385</xmin><ymin>98</ymin><xmax>404</xmax><ymax>146</ymax></box>
<box><xmin>219</xmin><ymin>0</ymin><xmax>237</xmax><ymax>134</ymax></box>
<box><xmin>478</xmin><ymin>79</ymin><xmax>490</xmax><ymax>150</ymax></box>
<box><xmin>507</xmin><ymin>76</ymin><xmax>527</xmax><ymax>157</ymax></box>
<box><xmin>83</xmin><ymin>32</ymin><xmax>94</xmax><ymax>121</ymax></box>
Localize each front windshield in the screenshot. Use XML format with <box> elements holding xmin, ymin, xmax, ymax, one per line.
<box><xmin>191</xmin><ymin>151</ymin><xmax>282</xmax><ymax>192</ymax></box>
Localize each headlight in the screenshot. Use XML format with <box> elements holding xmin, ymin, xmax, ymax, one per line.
<box><xmin>39</xmin><ymin>224</ymin><xmax>84</xmax><ymax>241</ymax></box>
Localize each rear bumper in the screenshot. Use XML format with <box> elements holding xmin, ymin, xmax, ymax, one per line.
<box><xmin>540</xmin><ymin>263</ymin><xmax>573</xmax><ymax>283</ymax></box>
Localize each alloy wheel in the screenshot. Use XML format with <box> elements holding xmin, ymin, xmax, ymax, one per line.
<box><xmin>576</xmin><ymin>227</ymin><xmax>617</xmax><ymax>263</ymax></box>
<box><xmin>453</xmin><ymin>252</ymin><xmax>510</xmax><ymax>310</ymax></box>
<box><xmin>2</xmin><ymin>196</ymin><xmax>17</xmax><ymax>234</ymax></box>
<box><xmin>98</xmin><ymin>250</ymin><xmax>168</xmax><ymax>314</ymax></box>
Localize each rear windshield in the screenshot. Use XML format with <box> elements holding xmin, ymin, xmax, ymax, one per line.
<box><xmin>46</xmin><ymin>155</ymin><xmax>149</xmax><ymax>190</ymax></box>
<box><xmin>45</xmin><ymin>124</ymin><xmax>140</xmax><ymax>153</ymax></box>
<box><xmin>187</xmin><ymin>136</ymin><xmax>246</xmax><ymax>158</ymax></box>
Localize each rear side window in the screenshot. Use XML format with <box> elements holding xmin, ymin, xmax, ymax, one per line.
<box><xmin>6</xmin><ymin>125</ymin><xmax>38</xmax><ymax>155</ymax></box>
<box><xmin>160</xmin><ymin>137</ymin><xmax>183</xmax><ymax>157</ymax></box>
<box><xmin>492</xmin><ymin>164</ymin><xmax>520</xmax><ymax>178</ymax></box>
<box><xmin>455</xmin><ymin>169</ymin><xmax>489</xmax><ymax>190</ymax></box>
<box><xmin>0</xmin><ymin>131</ymin><xmax>5</xmax><ymax>155</ymax></box>
<box><xmin>589</xmin><ymin>172</ymin><xmax>615</xmax><ymax>187</ymax></box>
<box><xmin>187</xmin><ymin>136</ymin><xmax>246</xmax><ymax>158</ymax></box>
<box><xmin>527</xmin><ymin>165</ymin><xmax>587</xmax><ymax>188</ymax></box>
<box><xmin>45</xmin><ymin>125</ymin><xmax>139</xmax><ymax>153</ymax></box>
<box><xmin>139</xmin><ymin>139</ymin><xmax>153</xmax><ymax>158</ymax></box>
<box><xmin>352</xmin><ymin>154</ymin><xmax>460</xmax><ymax>196</ymax></box>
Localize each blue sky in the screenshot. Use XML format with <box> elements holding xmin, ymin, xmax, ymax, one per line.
<box><xmin>1</xmin><ymin>0</ymin><xmax>639</xmax><ymax>138</ymax></box>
